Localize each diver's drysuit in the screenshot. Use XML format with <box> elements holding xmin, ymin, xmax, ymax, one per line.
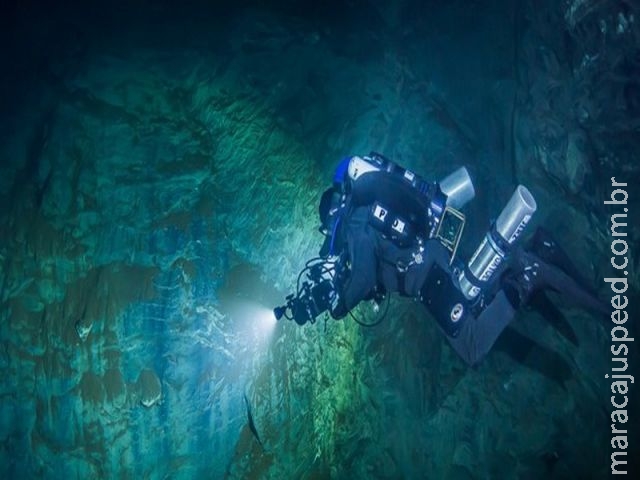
<box><xmin>282</xmin><ymin>153</ymin><xmax>606</xmax><ymax>366</ymax></box>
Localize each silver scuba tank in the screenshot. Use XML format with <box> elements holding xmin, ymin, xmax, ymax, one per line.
<box><xmin>439</xmin><ymin>166</ymin><xmax>475</xmax><ymax>209</ymax></box>
<box><xmin>458</xmin><ymin>185</ymin><xmax>537</xmax><ymax>300</ymax></box>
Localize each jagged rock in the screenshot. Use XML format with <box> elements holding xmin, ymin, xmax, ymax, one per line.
<box><xmin>136</xmin><ymin>369</ymin><xmax>162</xmax><ymax>408</ymax></box>
<box><xmin>564</xmin><ymin>129</ymin><xmax>593</xmax><ymax>193</ymax></box>
<box><xmin>74</xmin><ymin>320</ymin><xmax>92</xmax><ymax>342</ymax></box>
<box><xmin>0</xmin><ymin>1</ymin><xmax>636</xmax><ymax>478</ymax></box>
<box><xmin>79</xmin><ymin>371</ymin><xmax>105</xmax><ymax>405</ymax></box>
<box><xmin>103</xmin><ymin>368</ymin><xmax>127</xmax><ymax>409</ymax></box>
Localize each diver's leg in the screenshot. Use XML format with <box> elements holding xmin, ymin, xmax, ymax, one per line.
<box><xmin>445</xmin><ymin>290</ymin><xmax>517</xmax><ymax>366</ymax></box>
<box><xmin>529</xmin><ymin>227</ymin><xmax>597</xmax><ymax>295</ymax></box>
<box><xmin>411</xmin><ymin>239</ymin><xmax>519</xmax><ymax>365</ymax></box>
<box><xmin>331</xmin><ymin>207</ymin><xmax>378</xmax><ymax>318</ymax></box>
<box><xmin>509</xmin><ymin>249</ymin><xmax>608</xmax><ymax>315</ymax></box>
<box><xmin>536</xmin><ymin>260</ymin><xmax>609</xmax><ymax>315</ymax></box>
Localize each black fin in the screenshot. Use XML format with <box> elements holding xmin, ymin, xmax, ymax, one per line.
<box><xmin>494</xmin><ymin>328</ymin><xmax>573</xmax><ymax>386</ymax></box>
<box><xmin>528</xmin><ymin>292</ymin><xmax>579</xmax><ymax>346</ymax></box>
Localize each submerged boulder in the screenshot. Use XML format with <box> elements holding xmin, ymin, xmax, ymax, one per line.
<box><xmin>136</xmin><ymin>368</ymin><xmax>162</xmax><ymax>409</ymax></box>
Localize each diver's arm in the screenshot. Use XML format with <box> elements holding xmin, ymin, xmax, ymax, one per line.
<box><xmin>329</xmin><ymin>206</ymin><xmax>378</xmax><ymax>319</ymax></box>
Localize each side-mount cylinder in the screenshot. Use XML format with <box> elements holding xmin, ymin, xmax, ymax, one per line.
<box><xmin>458</xmin><ymin>185</ymin><xmax>537</xmax><ymax>300</ymax></box>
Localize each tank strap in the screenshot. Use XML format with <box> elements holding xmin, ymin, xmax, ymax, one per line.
<box><xmin>489</xmin><ymin>223</ymin><xmax>511</xmax><ymax>256</ymax></box>
<box><xmin>462</xmin><ymin>264</ymin><xmax>491</xmax><ymax>290</ymax></box>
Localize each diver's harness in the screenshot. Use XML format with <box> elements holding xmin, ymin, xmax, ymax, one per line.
<box><xmin>274</xmin><ymin>153</ymin><xmax>537</xmax><ymax>337</ymax></box>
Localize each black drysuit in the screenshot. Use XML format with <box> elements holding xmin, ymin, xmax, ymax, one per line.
<box><xmin>332</xmin><ymin>206</ymin><xmax>606</xmax><ymax>366</ymax></box>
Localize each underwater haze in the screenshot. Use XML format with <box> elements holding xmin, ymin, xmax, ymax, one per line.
<box><xmin>0</xmin><ymin>0</ymin><xmax>638</xmax><ymax>478</ymax></box>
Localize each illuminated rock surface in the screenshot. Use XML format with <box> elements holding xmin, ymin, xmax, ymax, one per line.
<box><xmin>0</xmin><ymin>1</ymin><xmax>638</xmax><ymax>478</ymax></box>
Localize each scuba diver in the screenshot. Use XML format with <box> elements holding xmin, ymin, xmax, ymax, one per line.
<box><xmin>274</xmin><ymin>153</ymin><xmax>607</xmax><ymax>366</ymax></box>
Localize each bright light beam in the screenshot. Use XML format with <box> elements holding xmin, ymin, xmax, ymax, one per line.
<box><xmin>254</xmin><ymin>305</ymin><xmax>278</xmax><ymax>337</ymax></box>
<box><xmin>224</xmin><ymin>300</ymin><xmax>278</xmax><ymax>350</ymax></box>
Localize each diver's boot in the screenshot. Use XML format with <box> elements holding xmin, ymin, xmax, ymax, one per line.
<box><xmin>507</xmin><ymin>247</ymin><xmax>608</xmax><ymax>316</ymax></box>
<box><xmin>528</xmin><ymin>227</ymin><xmax>597</xmax><ymax>296</ymax></box>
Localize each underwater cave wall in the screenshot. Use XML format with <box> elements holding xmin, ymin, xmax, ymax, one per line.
<box><xmin>0</xmin><ymin>0</ymin><xmax>638</xmax><ymax>478</ymax></box>
<box><xmin>515</xmin><ymin>0</ymin><xmax>639</xmax><ymax>257</ymax></box>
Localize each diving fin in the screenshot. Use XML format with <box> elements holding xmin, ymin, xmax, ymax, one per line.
<box><xmin>528</xmin><ymin>291</ymin><xmax>579</xmax><ymax>346</ymax></box>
